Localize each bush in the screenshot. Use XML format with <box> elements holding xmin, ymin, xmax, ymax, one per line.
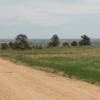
<box><xmin>1</xmin><ymin>43</ymin><xmax>9</xmax><ymax>49</ymax></box>
<box><xmin>62</xmin><ymin>42</ymin><xmax>69</xmax><ymax>47</ymax></box>
<box><xmin>71</xmin><ymin>41</ymin><xmax>78</xmax><ymax>46</ymax></box>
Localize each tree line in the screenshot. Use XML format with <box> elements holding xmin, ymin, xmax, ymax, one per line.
<box><xmin>48</xmin><ymin>34</ymin><xmax>91</xmax><ymax>47</ymax></box>
<box><xmin>0</xmin><ymin>34</ymin><xmax>91</xmax><ymax>50</ymax></box>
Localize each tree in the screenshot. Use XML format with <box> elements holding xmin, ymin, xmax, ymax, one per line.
<box><xmin>71</xmin><ymin>41</ymin><xmax>78</xmax><ymax>46</ymax></box>
<box><xmin>48</xmin><ymin>34</ymin><xmax>60</xmax><ymax>47</ymax></box>
<box><xmin>16</xmin><ymin>34</ymin><xmax>28</xmax><ymax>42</ymax></box>
<box><xmin>79</xmin><ymin>35</ymin><xmax>91</xmax><ymax>46</ymax></box>
<box><xmin>14</xmin><ymin>34</ymin><xmax>31</xmax><ymax>49</ymax></box>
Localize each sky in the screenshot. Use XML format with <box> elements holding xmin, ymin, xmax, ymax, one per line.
<box><xmin>0</xmin><ymin>0</ymin><xmax>100</xmax><ymax>39</ymax></box>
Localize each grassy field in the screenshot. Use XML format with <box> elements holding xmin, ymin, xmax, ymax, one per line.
<box><xmin>0</xmin><ymin>46</ymin><xmax>100</xmax><ymax>84</ymax></box>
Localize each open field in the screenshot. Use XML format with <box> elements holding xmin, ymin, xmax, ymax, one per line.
<box><xmin>0</xmin><ymin>46</ymin><xmax>100</xmax><ymax>84</ymax></box>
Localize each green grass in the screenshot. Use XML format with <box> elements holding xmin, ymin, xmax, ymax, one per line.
<box><xmin>0</xmin><ymin>46</ymin><xmax>100</xmax><ymax>84</ymax></box>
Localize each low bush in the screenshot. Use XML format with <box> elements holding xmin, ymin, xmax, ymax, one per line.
<box><xmin>71</xmin><ymin>41</ymin><xmax>78</xmax><ymax>46</ymax></box>
<box><xmin>62</xmin><ymin>42</ymin><xmax>69</xmax><ymax>47</ymax></box>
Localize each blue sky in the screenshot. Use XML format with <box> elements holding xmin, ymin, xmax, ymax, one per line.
<box><xmin>0</xmin><ymin>0</ymin><xmax>100</xmax><ymax>39</ymax></box>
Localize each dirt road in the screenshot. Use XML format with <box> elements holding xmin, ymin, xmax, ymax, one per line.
<box><xmin>0</xmin><ymin>58</ymin><xmax>100</xmax><ymax>100</ymax></box>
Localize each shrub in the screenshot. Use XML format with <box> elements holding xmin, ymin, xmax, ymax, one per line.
<box><xmin>71</xmin><ymin>41</ymin><xmax>78</xmax><ymax>46</ymax></box>
<box><xmin>1</xmin><ymin>43</ymin><xmax>9</xmax><ymax>49</ymax></box>
<box><xmin>62</xmin><ymin>42</ymin><xmax>69</xmax><ymax>47</ymax></box>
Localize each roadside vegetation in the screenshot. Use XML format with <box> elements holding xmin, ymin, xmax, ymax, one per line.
<box><xmin>0</xmin><ymin>34</ymin><xmax>100</xmax><ymax>85</ymax></box>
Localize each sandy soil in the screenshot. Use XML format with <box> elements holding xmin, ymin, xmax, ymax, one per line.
<box><xmin>0</xmin><ymin>58</ymin><xmax>100</xmax><ymax>100</ymax></box>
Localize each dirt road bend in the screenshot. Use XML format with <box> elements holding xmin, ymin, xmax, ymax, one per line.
<box><xmin>0</xmin><ymin>58</ymin><xmax>100</xmax><ymax>100</ymax></box>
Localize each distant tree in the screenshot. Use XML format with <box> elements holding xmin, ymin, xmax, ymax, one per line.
<box><xmin>1</xmin><ymin>43</ymin><xmax>9</xmax><ymax>50</ymax></box>
<box><xmin>48</xmin><ymin>34</ymin><xmax>60</xmax><ymax>47</ymax></box>
<box><xmin>13</xmin><ymin>34</ymin><xmax>31</xmax><ymax>49</ymax></box>
<box><xmin>16</xmin><ymin>34</ymin><xmax>28</xmax><ymax>42</ymax></box>
<box><xmin>71</xmin><ymin>41</ymin><xmax>78</xmax><ymax>46</ymax></box>
<box><xmin>62</xmin><ymin>42</ymin><xmax>69</xmax><ymax>47</ymax></box>
<box><xmin>79</xmin><ymin>35</ymin><xmax>91</xmax><ymax>46</ymax></box>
